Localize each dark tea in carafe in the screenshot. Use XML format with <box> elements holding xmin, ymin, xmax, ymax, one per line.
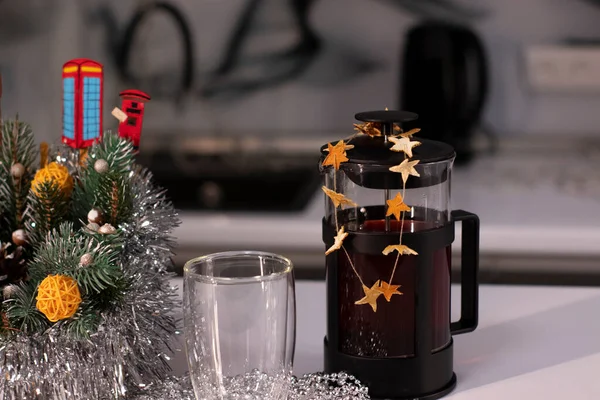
<box><xmin>338</xmin><ymin>219</ymin><xmax>451</xmax><ymax>357</ymax></box>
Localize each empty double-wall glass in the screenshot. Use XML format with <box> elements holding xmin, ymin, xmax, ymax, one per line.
<box><xmin>183</xmin><ymin>251</ymin><xmax>296</xmax><ymax>400</ymax></box>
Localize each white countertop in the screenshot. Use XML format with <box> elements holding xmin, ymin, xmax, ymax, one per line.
<box><xmin>168</xmin><ymin>278</ymin><xmax>600</xmax><ymax>399</ymax></box>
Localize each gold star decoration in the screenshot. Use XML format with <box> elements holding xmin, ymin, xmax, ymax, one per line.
<box><xmin>377</xmin><ymin>281</ymin><xmax>403</xmax><ymax>302</ymax></box>
<box><xmin>389</xmin><ymin>159</ymin><xmax>420</xmax><ymax>184</ymax></box>
<box><xmin>322</xmin><ymin>186</ymin><xmax>357</xmax><ymax>208</ymax></box>
<box><xmin>353</xmin><ymin>122</ymin><xmax>381</xmax><ymax>137</ymax></box>
<box><xmin>324</xmin><ymin>142</ymin><xmax>354</xmax><ymax>151</ymax></box>
<box><xmin>385</xmin><ymin>192</ymin><xmax>411</xmax><ymax>221</ymax></box>
<box><xmin>399</xmin><ymin>128</ymin><xmax>421</xmax><ymax>138</ymax></box>
<box><xmin>382</xmin><ymin>244</ymin><xmax>418</xmax><ymax>256</ymax></box>
<box><xmin>325</xmin><ymin>226</ymin><xmax>349</xmax><ymax>255</ymax></box>
<box><xmin>322</xmin><ymin>140</ymin><xmax>350</xmax><ymax>170</ymax></box>
<box><xmin>389</xmin><ymin>136</ymin><xmax>421</xmax><ymax>158</ymax></box>
<box><xmin>355</xmin><ymin>280</ymin><xmax>383</xmax><ymax>312</ymax></box>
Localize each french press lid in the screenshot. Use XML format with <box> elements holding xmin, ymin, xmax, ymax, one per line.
<box><xmin>319</xmin><ymin>110</ymin><xmax>455</xmax><ymax>190</ymax></box>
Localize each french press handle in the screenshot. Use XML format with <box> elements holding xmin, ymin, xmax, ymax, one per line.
<box><xmin>450</xmin><ymin>210</ymin><xmax>480</xmax><ymax>335</ymax></box>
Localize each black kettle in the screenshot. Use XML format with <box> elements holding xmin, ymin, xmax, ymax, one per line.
<box><xmin>401</xmin><ymin>21</ymin><xmax>488</xmax><ymax>165</ymax></box>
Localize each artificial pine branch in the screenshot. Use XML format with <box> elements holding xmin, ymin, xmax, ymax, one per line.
<box><xmin>0</xmin><ymin>118</ymin><xmax>36</xmax><ymax>242</ymax></box>
<box><xmin>110</xmin><ymin>181</ymin><xmax>119</xmax><ymax>225</ymax></box>
<box><xmin>0</xmin><ymin>72</ymin><xmax>3</xmax><ymax>143</ymax></box>
<box><xmin>24</xmin><ymin>181</ymin><xmax>70</xmax><ymax>249</ymax></box>
<box><xmin>72</xmin><ymin>132</ymin><xmax>134</xmax><ymax>228</ymax></box>
<box><xmin>4</xmin><ymin>282</ymin><xmax>49</xmax><ymax>334</ymax></box>
<box><xmin>0</xmin><ymin>311</ymin><xmax>17</xmax><ymax>335</ymax></box>
<box><xmin>62</xmin><ymin>300</ymin><xmax>100</xmax><ymax>339</ymax></box>
<box><xmin>27</xmin><ymin>223</ymin><xmax>122</xmax><ymax>293</ymax></box>
<box><xmin>11</xmin><ymin>118</ymin><xmax>25</xmax><ymax>227</ymax></box>
<box><xmin>5</xmin><ymin>222</ymin><xmax>127</xmax><ymax>337</ymax></box>
<box><xmin>86</xmin><ymin>131</ymin><xmax>135</xmax><ymax>176</ymax></box>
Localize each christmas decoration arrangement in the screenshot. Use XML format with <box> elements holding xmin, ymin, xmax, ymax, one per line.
<box><xmin>0</xmin><ymin>60</ymin><xmax>189</xmax><ymax>399</ymax></box>
<box><xmin>0</xmin><ymin>60</ymin><xmax>374</xmax><ymax>399</ymax></box>
<box><xmin>322</xmin><ymin>118</ymin><xmax>422</xmax><ymax>313</ymax></box>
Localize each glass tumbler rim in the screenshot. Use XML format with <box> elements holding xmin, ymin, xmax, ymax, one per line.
<box><xmin>183</xmin><ymin>250</ymin><xmax>294</xmax><ymax>285</ymax></box>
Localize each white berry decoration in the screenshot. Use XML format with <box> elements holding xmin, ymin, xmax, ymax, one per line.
<box><xmin>3</xmin><ymin>285</ymin><xmax>17</xmax><ymax>299</ymax></box>
<box><xmin>87</xmin><ymin>208</ymin><xmax>103</xmax><ymax>224</ymax></box>
<box><xmin>79</xmin><ymin>253</ymin><xmax>94</xmax><ymax>267</ymax></box>
<box><xmin>94</xmin><ymin>159</ymin><xmax>109</xmax><ymax>174</ymax></box>
<box><xmin>10</xmin><ymin>163</ymin><xmax>25</xmax><ymax>179</ymax></box>
<box><xmin>98</xmin><ymin>224</ymin><xmax>117</xmax><ymax>235</ymax></box>
<box><xmin>11</xmin><ymin>229</ymin><xmax>27</xmax><ymax>246</ymax></box>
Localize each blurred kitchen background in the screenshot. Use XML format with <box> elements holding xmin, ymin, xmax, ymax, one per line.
<box><xmin>2</xmin><ymin>0</ymin><xmax>600</xmax><ymax>284</ymax></box>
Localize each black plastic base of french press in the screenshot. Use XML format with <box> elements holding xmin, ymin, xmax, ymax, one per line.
<box><xmin>324</xmin><ymin>338</ymin><xmax>456</xmax><ymax>400</ymax></box>
<box><xmin>371</xmin><ymin>374</ymin><xmax>456</xmax><ymax>400</ymax></box>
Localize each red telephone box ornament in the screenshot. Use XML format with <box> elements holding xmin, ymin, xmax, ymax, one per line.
<box><xmin>62</xmin><ymin>59</ymin><xmax>103</xmax><ymax>149</ymax></box>
<box><xmin>117</xmin><ymin>89</ymin><xmax>151</xmax><ymax>148</ymax></box>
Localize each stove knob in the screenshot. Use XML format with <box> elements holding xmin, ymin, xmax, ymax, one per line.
<box><xmin>198</xmin><ymin>181</ymin><xmax>223</xmax><ymax>209</ymax></box>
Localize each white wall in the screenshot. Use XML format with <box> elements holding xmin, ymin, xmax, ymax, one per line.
<box><xmin>1</xmin><ymin>0</ymin><xmax>600</xmax><ymax>144</ymax></box>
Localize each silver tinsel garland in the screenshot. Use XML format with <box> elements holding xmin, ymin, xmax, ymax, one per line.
<box><xmin>131</xmin><ymin>372</ymin><xmax>371</xmax><ymax>400</ymax></box>
<box><xmin>0</xmin><ymin>144</ymin><xmax>372</xmax><ymax>399</ymax></box>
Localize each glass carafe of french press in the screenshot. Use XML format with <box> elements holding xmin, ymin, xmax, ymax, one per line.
<box><xmin>320</xmin><ymin>110</ymin><xmax>479</xmax><ymax>400</ymax></box>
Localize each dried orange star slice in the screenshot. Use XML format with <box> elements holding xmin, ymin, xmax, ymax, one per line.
<box><xmin>322</xmin><ymin>186</ymin><xmax>357</xmax><ymax>209</ymax></box>
<box><xmin>326</xmin><ymin>226</ymin><xmax>349</xmax><ymax>256</ymax></box>
<box><xmin>389</xmin><ymin>136</ymin><xmax>421</xmax><ymax>158</ymax></box>
<box><xmin>355</xmin><ymin>280</ymin><xmax>383</xmax><ymax>312</ymax></box>
<box><xmin>377</xmin><ymin>281</ymin><xmax>403</xmax><ymax>302</ymax></box>
<box><xmin>354</xmin><ymin>122</ymin><xmax>382</xmax><ymax>137</ymax></box>
<box><xmin>385</xmin><ymin>193</ymin><xmax>411</xmax><ymax>221</ymax></box>
<box><xmin>389</xmin><ymin>159</ymin><xmax>420</xmax><ymax>184</ymax></box>
<box><xmin>322</xmin><ymin>141</ymin><xmax>350</xmax><ymax>170</ymax></box>
<box><xmin>399</xmin><ymin>128</ymin><xmax>421</xmax><ymax>138</ymax></box>
<box><xmin>382</xmin><ymin>244</ymin><xmax>418</xmax><ymax>256</ymax></box>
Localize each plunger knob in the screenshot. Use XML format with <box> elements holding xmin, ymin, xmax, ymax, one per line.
<box><xmin>355</xmin><ymin>110</ymin><xmax>419</xmax><ymax>141</ymax></box>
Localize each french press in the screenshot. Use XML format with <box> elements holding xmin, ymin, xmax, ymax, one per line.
<box><xmin>320</xmin><ymin>110</ymin><xmax>479</xmax><ymax>399</ymax></box>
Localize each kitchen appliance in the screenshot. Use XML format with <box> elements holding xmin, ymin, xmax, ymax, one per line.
<box><xmin>401</xmin><ymin>21</ymin><xmax>488</xmax><ymax>164</ymax></box>
<box><xmin>321</xmin><ymin>110</ymin><xmax>480</xmax><ymax>399</ymax></box>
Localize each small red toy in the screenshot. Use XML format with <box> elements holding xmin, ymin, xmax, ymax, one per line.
<box><xmin>62</xmin><ymin>59</ymin><xmax>104</xmax><ymax>149</ymax></box>
<box><xmin>117</xmin><ymin>89</ymin><xmax>151</xmax><ymax>148</ymax></box>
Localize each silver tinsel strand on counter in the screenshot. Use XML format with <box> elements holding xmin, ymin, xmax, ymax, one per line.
<box><xmin>0</xmin><ymin>144</ymin><xmax>372</xmax><ymax>399</ymax></box>
<box><xmin>131</xmin><ymin>372</ymin><xmax>371</xmax><ymax>400</ymax></box>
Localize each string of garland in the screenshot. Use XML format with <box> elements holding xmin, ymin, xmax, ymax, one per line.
<box><xmin>322</xmin><ymin>121</ymin><xmax>422</xmax><ymax>313</ymax></box>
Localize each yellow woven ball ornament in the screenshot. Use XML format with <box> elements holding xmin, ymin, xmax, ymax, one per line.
<box><xmin>36</xmin><ymin>274</ymin><xmax>82</xmax><ymax>322</ymax></box>
<box><xmin>31</xmin><ymin>162</ymin><xmax>74</xmax><ymax>196</ymax></box>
